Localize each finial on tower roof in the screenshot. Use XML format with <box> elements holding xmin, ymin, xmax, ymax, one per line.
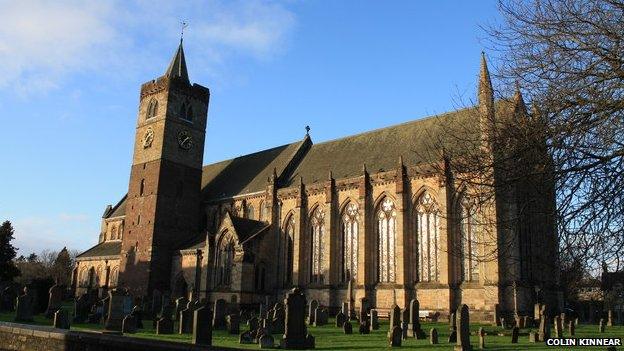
<box><xmin>165</xmin><ymin>26</ymin><xmax>190</xmax><ymax>83</ymax></box>
<box><xmin>305</xmin><ymin>125</ymin><xmax>310</xmax><ymax>135</ymax></box>
<box><xmin>479</xmin><ymin>52</ymin><xmax>493</xmax><ymax>101</ymax></box>
<box><xmin>180</xmin><ymin>20</ymin><xmax>188</xmax><ymax>43</ymax></box>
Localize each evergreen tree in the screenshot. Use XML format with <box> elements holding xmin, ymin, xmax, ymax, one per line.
<box><xmin>52</xmin><ymin>247</ymin><xmax>72</xmax><ymax>286</ymax></box>
<box><xmin>0</xmin><ymin>220</ymin><xmax>20</xmax><ymax>281</ymax></box>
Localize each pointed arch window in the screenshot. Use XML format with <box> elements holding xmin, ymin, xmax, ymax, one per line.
<box><xmin>245</xmin><ymin>204</ymin><xmax>255</xmax><ymax>219</ymax></box>
<box><xmin>341</xmin><ymin>202</ymin><xmax>359</xmax><ymax>282</ymax></box>
<box><xmin>283</xmin><ymin>216</ymin><xmax>295</xmax><ymax>285</ymax></box>
<box><xmin>415</xmin><ymin>192</ymin><xmax>440</xmax><ymax>282</ymax></box>
<box><xmin>146</xmin><ymin>99</ymin><xmax>158</xmax><ymax>119</ymax></box>
<box><xmin>460</xmin><ymin>196</ymin><xmax>479</xmax><ymax>282</ymax></box>
<box><xmin>377</xmin><ymin>198</ymin><xmax>397</xmax><ymax>283</ymax></box>
<box><xmin>260</xmin><ymin>201</ymin><xmax>270</xmax><ymax>222</ymax></box>
<box><xmin>109</xmin><ymin>267</ymin><xmax>119</xmax><ymax>287</ymax></box>
<box><xmin>215</xmin><ymin>233</ymin><xmax>235</xmax><ymax>286</ymax></box>
<box><xmin>310</xmin><ymin>207</ymin><xmax>325</xmax><ymax>284</ymax></box>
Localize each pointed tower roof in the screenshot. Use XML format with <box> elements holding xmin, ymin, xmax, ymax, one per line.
<box><xmin>512</xmin><ymin>83</ymin><xmax>528</xmax><ymax>117</ymax></box>
<box><xmin>478</xmin><ymin>52</ymin><xmax>494</xmax><ymax>105</ymax></box>
<box><xmin>165</xmin><ymin>40</ymin><xmax>189</xmax><ymax>83</ymax></box>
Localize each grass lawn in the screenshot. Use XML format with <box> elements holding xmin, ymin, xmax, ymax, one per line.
<box><xmin>1</xmin><ymin>303</ymin><xmax>622</xmax><ymax>350</ymax></box>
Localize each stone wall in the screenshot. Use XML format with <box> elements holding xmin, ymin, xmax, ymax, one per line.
<box><xmin>0</xmin><ymin>321</ymin><xmax>243</xmax><ymax>351</ymax></box>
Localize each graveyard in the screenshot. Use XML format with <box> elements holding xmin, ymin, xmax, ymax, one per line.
<box><xmin>0</xmin><ymin>295</ymin><xmax>621</xmax><ymax>351</ymax></box>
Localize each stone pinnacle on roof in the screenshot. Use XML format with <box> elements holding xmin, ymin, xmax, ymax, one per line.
<box><xmin>165</xmin><ymin>39</ymin><xmax>190</xmax><ymax>83</ymax></box>
<box><xmin>512</xmin><ymin>83</ymin><xmax>528</xmax><ymax>117</ymax></box>
<box><xmin>478</xmin><ymin>51</ymin><xmax>494</xmax><ymax>107</ymax></box>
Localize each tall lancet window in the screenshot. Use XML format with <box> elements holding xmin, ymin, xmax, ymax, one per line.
<box><xmin>415</xmin><ymin>192</ymin><xmax>440</xmax><ymax>282</ymax></box>
<box><xmin>215</xmin><ymin>232</ymin><xmax>235</xmax><ymax>286</ymax></box>
<box><xmin>284</xmin><ymin>216</ymin><xmax>295</xmax><ymax>285</ymax></box>
<box><xmin>460</xmin><ymin>196</ymin><xmax>479</xmax><ymax>282</ymax></box>
<box><xmin>377</xmin><ymin>198</ymin><xmax>397</xmax><ymax>283</ymax></box>
<box><xmin>342</xmin><ymin>202</ymin><xmax>359</xmax><ymax>282</ymax></box>
<box><xmin>310</xmin><ymin>207</ymin><xmax>325</xmax><ymax>284</ymax></box>
<box><xmin>146</xmin><ymin>99</ymin><xmax>158</xmax><ymax>119</ymax></box>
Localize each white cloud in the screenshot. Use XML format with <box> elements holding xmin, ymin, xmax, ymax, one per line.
<box><xmin>0</xmin><ymin>0</ymin><xmax>297</xmax><ymax>94</ymax></box>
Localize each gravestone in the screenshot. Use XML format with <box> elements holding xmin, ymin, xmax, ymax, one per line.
<box><xmin>389</xmin><ymin>325</ymin><xmax>402</xmax><ymax>347</ymax></box>
<box><xmin>212</xmin><ymin>299</ymin><xmax>227</xmax><ymax>329</ymax></box>
<box><xmin>104</xmin><ymin>290</ymin><xmax>126</xmax><ymax>331</ymax></box>
<box><xmin>259</xmin><ymin>334</ymin><xmax>274</xmax><ymax>349</ymax></box>
<box><xmin>14</xmin><ymin>287</ymin><xmax>34</xmax><ymax>322</ymax></box>
<box><xmin>308</xmin><ymin>299</ymin><xmax>319</xmax><ymax>324</ymax></box>
<box><xmin>389</xmin><ymin>304</ymin><xmax>401</xmax><ymax>329</ymax></box>
<box><xmin>281</xmin><ymin>287</ymin><xmax>315</xmax><ymax>349</ymax></box>
<box><xmin>538</xmin><ymin>315</ymin><xmax>550</xmax><ymax>341</ymax></box>
<box><xmin>343</xmin><ymin>320</ymin><xmax>353</xmax><ymax>334</ymax></box>
<box><xmin>359</xmin><ymin>297</ymin><xmax>369</xmax><ymax>319</ymax></box>
<box><xmin>179</xmin><ymin>302</ymin><xmax>194</xmax><ymax>334</ymax></box>
<box><xmin>174</xmin><ymin>297</ymin><xmax>187</xmax><ymax>321</ymax></box>
<box><xmin>568</xmin><ymin>320</ymin><xmax>575</xmax><ymax>336</ymax></box>
<box><xmin>511</xmin><ymin>326</ymin><xmax>519</xmax><ymax>343</ymax></box>
<box><xmin>122</xmin><ymin>314</ymin><xmax>137</xmax><ymax>334</ymax></box>
<box><xmin>517</xmin><ymin>315</ymin><xmax>525</xmax><ymax>328</ymax></box>
<box><xmin>407</xmin><ymin>299</ymin><xmax>425</xmax><ymax>339</ymax></box>
<box><xmin>239</xmin><ymin>330</ymin><xmax>254</xmax><ymax>344</ymax></box>
<box><xmin>248</xmin><ymin>316</ymin><xmax>259</xmax><ymax>331</ymax></box>
<box><xmin>313</xmin><ymin>307</ymin><xmax>328</xmax><ymax>326</ymax></box>
<box><xmin>73</xmin><ymin>294</ymin><xmax>90</xmax><ymax>323</ymax></box>
<box><xmin>534</xmin><ymin>303</ymin><xmax>542</xmax><ymax>320</ymax></box>
<box><xmin>448</xmin><ymin>329</ymin><xmax>457</xmax><ymax>343</ymax></box>
<box><xmin>227</xmin><ymin>313</ymin><xmax>240</xmax><ymax>334</ymax></box>
<box><xmin>335</xmin><ymin>311</ymin><xmax>346</xmax><ymax>328</ymax></box>
<box><xmin>341</xmin><ymin>302</ymin><xmax>349</xmax><ymax>316</ymax></box>
<box><xmin>156</xmin><ymin>315</ymin><xmax>173</xmax><ymax>334</ymax></box>
<box><xmin>131</xmin><ymin>305</ymin><xmax>143</xmax><ymax>329</ymax></box>
<box><xmin>561</xmin><ymin>312</ymin><xmax>567</xmax><ymax>327</ymax></box>
<box><xmin>45</xmin><ymin>284</ymin><xmax>64</xmax><ymax>318</ymax></box>
<box><xmin>500</xmin><ymin>317</ymin><xmax>506</xmax><ymax>329</ymax></box>
<box><xmin>192</xmin><ymin>306</ymin><xmax>213</xmax><ymax>346</ymax></box>
<box><xmin>272</xmin><ymin>303</ymin><xmax>285</xmax><ymax>333</ymax></box>
<box><xmin>401</xmin><ymin>321</ymin><xmax>408</xmax><ymax>340</ymax></box>
<box><xmin>430</xmin><ymin>328</ymin><xmax>438</xmax><ymax>344</ymax></box>
<box><xmin>599</xmin><ymin>318</ymin><xmax>605</xmax><ymax>333</ymax></box>
<box><xmin>401</xmin><ymin>308</ymin><xmax>409</xmax><ymax>325</ymax></box>
<box><xmin>478</xmin><ymin>327</ymin><xmax>485</xmax><ymax>349</ymax></box>
<box><xmin>529</xmin><ymin>331</ymin><xmax>538</xmax><ymax>343</ymax></box>
<box><xmin>449</xmin><ymin>311</ymin><xmax>456</xmax><ymax>331</ymax></box>
<box><xmin>607</xmin><ymin>310</ymin><xmax>613</xmax><ymax>327</ymax></box>
<box><xmin>53</xmin><ymin>309</ymin><xmax>70</xmax><ymax>329</ymax></box>
<box><xmin>370</xmin><ymin>309</ymin><xmax>379</xmax><ymax>330</ymax></box>
<box><xmin>263</xmin><ymin>317</ymin><xmax>274</xmax><ymax>334</ymax></box>
<box><xmin>455</xmin><ymin>304</ymin><xmax>470</xmax><ymax>351</ymax></box>
<box><xmin>359</xmin><ymin>320</ymin><xmax>370</xmax><ymax>334</ymax></box>
<box><xmin>554</xmin><ymin>315</ymin><xmax>563</xmax><ymax>337</ymax></box>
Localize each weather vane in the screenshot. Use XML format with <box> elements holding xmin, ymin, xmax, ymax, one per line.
<box><xmin>180</xmin><ymin>20</ymin><xmax>189</xmax><ymax>42</ymax></box>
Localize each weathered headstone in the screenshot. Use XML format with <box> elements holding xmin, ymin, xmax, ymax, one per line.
<box><xmin>554</xmin><ymin>315</ymin><xmax>563</xmax><ymax>338</ymax></box>
<box><xmin>131</xmin><ymin>305</ymin><xmax>143</xmax><ymax>329</ymax></box>
<box><xmin>248</xmin><ymin>316</ymin><xmax>259</xmax><ymax>331</ymax></box>
<box><xmin>529</xmin><ymin>331</ymin><xmax>538</xmax><ymax>343</ymax></box>
<box><xmin>448</xmin><ymin>329</ymin><xmax>457</xmax><ymax>343</ymax></box>
<box><xmin>104</xmin><ymin>290</ymin><xmax>126</xmax><ymax>331</ymax></box>
<box><xmin>174</xmin><ymin>297</ymin><xmax>187</xmax><ymax>321</ymax></box>
<box><xmin>281</xmin><ymin>288</ymin><xmax>315</xmax><ymax>349</ymax></box>
<box><xmin>359</xmin><ymin>320</ymin><xmax>370</xmax><ymax>334</ymax></box>
<box><xmin>308</xmin><ymin>299</ymin><xmax>319</xmax><ymax>324</ymax></box>
<box><xmin>341</xmin><ymin>302</ymin><xmax>349</xmax><ymax>316</ymax></box>
<box><xmin>500</xmin><ymin>317</ymin><xmax>507</xmax><ymax>329</ymax></box>
<box><xmin>511</xmin><ymin>326</ymin><xmax>519</xmax><ymax>343</ymax></box>
<box><xmin>449</xmin><ymin>311</ymin><xmax>457</xmax><ymax>331</ymax></box>
<box><xmin>272</xmin><ymin>303</ymin><xmax>285</xmax><ymax>333</ymax></box>
<box><xmin>389</xmin><ymin>325</ymin><xmax>402</xmax><ymax>347</ymax></box>
<box><xmin>14</xmin><ymin>288</ymin><xmax>34</xmax><ymax>322</ymax></box>
<box><xmin>359</xmin><ymin>297</ymin><xmax>369</xmax><ymax>319</ymax></box>
<box><xmin>370</xmin><ymin>309</ymin><xmax>379</xmax><ymax>330</ymax></box>
<box><xmin>45</xmin><ymin>284</ymin><xmax>64</xmax><ymax>318</ymax></box>
<box><xmin>390</xmin><ymin>304</ymin><xmax>401</xmax><ymax>329</ymax></box>
<box><xmin>430</xmin><ymin>328</ymin><xmax>438</xmax><ymax>344</ymax></box>
<box><xmin>455</xmin><ymin>304</ymin><xmax>470</xmax><ymax>351</ymax></box>
<box><xmin>53</xmin><ymin>309</ymin><xmax>70</xmax><ymax>329</ymax></box>
<box><xmin>607</xmin><ymin>310</ymin><xmax>613</xmax><ymax>327</ymax></box>
<box><xmin>156</xmin><ymin>315</ymin><xmax>173</xmax><ymax>334</ymax></box>
<box><xmin>313</xmin><ymin>307</ymin><xmax>328</xmax><ymax>326</ymax></box>
<box><xmin>259</xmin><ymin>334</ymin><xmax>274</xmax><ymax>349</ymax></box>
<box><xmin>538</xmin><ymin>315</ymin><xmax>550</xmax><ymax>341</ymax></box>
<box><xmin>517</xmin><ymin>315</ymin><xmax>525</xmax><ymax>328</ymax></box>
<box><xmin>192</xmin><ymin>306</ymin><xmax>212</xmax><ymax>346</ymax></box>
<box><xmin>226</xmin><ymin>313</ymin><xmax>240</xmax><ymax>334</ymax></box>
<box><xmin>343</xmin><ymin>320</ymin><xmax>353</xmax><ymax>334</ymax></box>
<box><xmin>599</xmin><ymin>318</ymin><xmax>605</xmax><ymax>333</ymax></box>
<box><xmin>335</xmin><ymin>311</ymin><xmax>346</xmax><ymax>328</ymax></box>
<box><xmin>212</xmin><ymin>299</ymin><xmax>227</xmax><ymax>329</ymax></box>
<box><xmin>239</xmin><ymin>330</ymin><xmax>254</xmax><ymax>344</ymax></box>
<box><xmin>179</xmin><ymin>303</ymin><xmax>193</xmax><ymax>334</ymax></box>
<box><xmin>568</xmin><ymin>320</ymin><xmax>575</xmax><ymax>336</ymax></box>
<box><xmin>122</xmin><ymin>314</ymin><xmax>137</xmax><ymax>334</ymax></box>
<box><xmin>407</xmin><ymin>299</ymin><xmax>425</xmax><ymax>339</ymax></box>
<box><xmin>478</xmin><ymin>327</ymin><xmax>485</xmax><ymax>349</ymax></box>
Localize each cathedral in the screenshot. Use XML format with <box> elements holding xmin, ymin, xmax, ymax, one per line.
<box><xmin>74</xmin><ymin>41</ymin><xmax>561</xmax><ymax>321</ymax></box>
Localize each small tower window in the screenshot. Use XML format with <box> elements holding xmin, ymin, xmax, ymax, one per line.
<box><xmin>139</xmin><ymin>179</ymin><xmax>145</xmax><ymax>196</ymax></box>
<box><xmin>146</xmin><ymin>99</ymin><xmax>158</xmax><ymax>119</ymax></box>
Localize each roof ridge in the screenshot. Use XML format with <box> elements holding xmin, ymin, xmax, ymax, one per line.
<box><xmin>202</xmin><ymin>140</ymin><xmax>301</xmax><ymax>169</ymax></box>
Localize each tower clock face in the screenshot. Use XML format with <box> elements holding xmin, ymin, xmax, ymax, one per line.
<box><xmin>142</xmin><ymin>128</ymin><xmax>154</xmax><ymax>148</ymax></box>
<box><xmin>177</xmin><ymin>130</ymin><xmax>194</xmax><ymax>150</ymax></box>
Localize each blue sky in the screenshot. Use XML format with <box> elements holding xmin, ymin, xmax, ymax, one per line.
<box><xmin>0</xmin><ymin>0</ymin><xmax>502</xmax><ymax>255</ymax></box>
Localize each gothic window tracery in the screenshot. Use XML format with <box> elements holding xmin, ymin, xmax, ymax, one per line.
<box><xmin>260</xmin><ymin>201</ymin><xmax>270</xmax><ymax>222</ymax></box>
<box><xmin>310</xmin><ymin>207</ymin><xmax>325</xmax><ymax>284</ymax></box>
<box><xmin>109</xmin><ymin>267</ymin><xmax>119</xmax><ymax>287</ymax></box>
<box><xmin>245</xmin><ymin>204</ymin><xmax>255</xmax><ymax>219</ymax></box>
<box><xmin>146</xmin><ymin>99</ymin><xmax>158</xmax><ymax>119</ymax></box>
<box><xmin>460</xmin><ymin>196</ymin><xmax>479</xmax><ymax>282</ymax></box>
<box><xmin>377</xmin><ymin>198</ymin><xmax>397</xmax><ymax>283</ymax></box>
<box><xmin>285</xmin><ymin>216</ymin><xmax>295</xmax><ymax>285</ymax></box>
<box><xmin>341</xmin><ymin>202</ymin><xmax>359</xmax><ymax>282</ymax></box>
<box><xmin>415</xmin><ymin>192</ymin><xmax>440</xmax><ymax>282</ymax></box>
<box><xmin>215</xmin><ymin>232</ymin><xmax>235</xmax><ymax>287</ymax></box>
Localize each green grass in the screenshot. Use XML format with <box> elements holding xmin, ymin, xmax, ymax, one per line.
<box><xmin>1</xmin><ymin>303</ymin><xmax>622</xmax><ymax>350</ymax></box>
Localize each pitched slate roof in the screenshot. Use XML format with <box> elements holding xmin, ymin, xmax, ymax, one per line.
<box><xmin>165</xmin><ymin>41</ymin><xmax>189</xmax><ymax>83</ymax></box>
<box><xmin>230</xmin><ymin>216</ymin><xmax>270</xmax><ymax>244</ymax></box>
<box><xmin>76</xmin><ymin>241</ymin><xmax>122</xmax><ymax>259</ymax></box>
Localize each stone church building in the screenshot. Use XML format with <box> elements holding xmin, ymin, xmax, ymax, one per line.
<box><xmin>74</xmin><ymin>41</ymin><xmax>561</xmax><ymax>321</ymax></box>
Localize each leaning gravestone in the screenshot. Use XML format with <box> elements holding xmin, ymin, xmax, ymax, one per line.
<box><xmin>104</xmin><ymin>289</ymin><xmax>126</xmax><ymax>331</ymax></box>
<box><xmin>53</xmin><ymin>309</ymin><xmax>70</xmax><ymax>329</ymax></box>
<box><xmin>212</xmin><ymin>299</ymin><xmax>227</xmax><ymax>330</ymax></box>
<box><xmin>281</xmin><ymin>287</ymin><xmax>315</xmax><ymax>349</ymax></box>
<box><xmin>511</xmin><ymin>326</ymin><xmax>519</xmax><ymax>343</ymax></box>
<box><xmin>14</xmin><ymin>287</ymin><xmax>34</xmax><ymax>322</ymax></box>
<box><xmin>370</xmin><ymin>309</ymin><xmax>380</xmax><ymax>330</ymax></box>
<box><xmin>389</xmin><ymin>304</ymin><xmax>401</xmax><ymax>330</ymax></box>
<box><xmin>122</xmin><ymin>314</ymin><xmax>137</xmax><ymax>334</ymax></box>
<box><xmin>430</xmin><ymin>328</ymin><xmax>438</xmax><ymax>344</ymax></box>
<box><xmin>455</xmin><ymin>304</ymin><xmax>471</xmax><ymax>351</ymax></box>
<box><xmin>554</xmin><ymin>315</ymin><xmax>563</xmax><ymax>337</ymax></box>
<box><xmin>408</xmin><ymin>299</ymin><xmax>425</xmax><ymax>339</ymax></box>
<box><xmin>478</xmin><ymin>327</ymin><xmax>485</xmax><ymax>349</ymax></box>
<box><xmin>226</xmin><ymin>313</ymin><xmax>240</xmax><ymax>334</ymax></box>
<box><xmin>156</xmin><ymin>315</ymin><xmax>173</xmax><ymax>334</ymax></box>
<box><xmin>45</xmin><ymin>284</ymin><xmax>64</xmax><ymax>318</ymax></box>
<box><xmin>192</xmin><ymin>306</ymin><xmax>213</xmax><ymax>346</ymax></box>
<box><xmin>343</xmin><ymin>320</ymin><xmax>353</xmax><ymax>334</ymax></box>
<box><xmin>174</xmin><ymin>297</ymin><xmax>187</xmax><ymax>321</ymax></box>
<box><xmin>389</xmin><ymin>325</ymin><xmax>402</xmax><ymax>347</ymax></box>
<box><xmin>308</xmin><ymin>299</ymin><xmax>319</xmax><ymax>324</ymax></box>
